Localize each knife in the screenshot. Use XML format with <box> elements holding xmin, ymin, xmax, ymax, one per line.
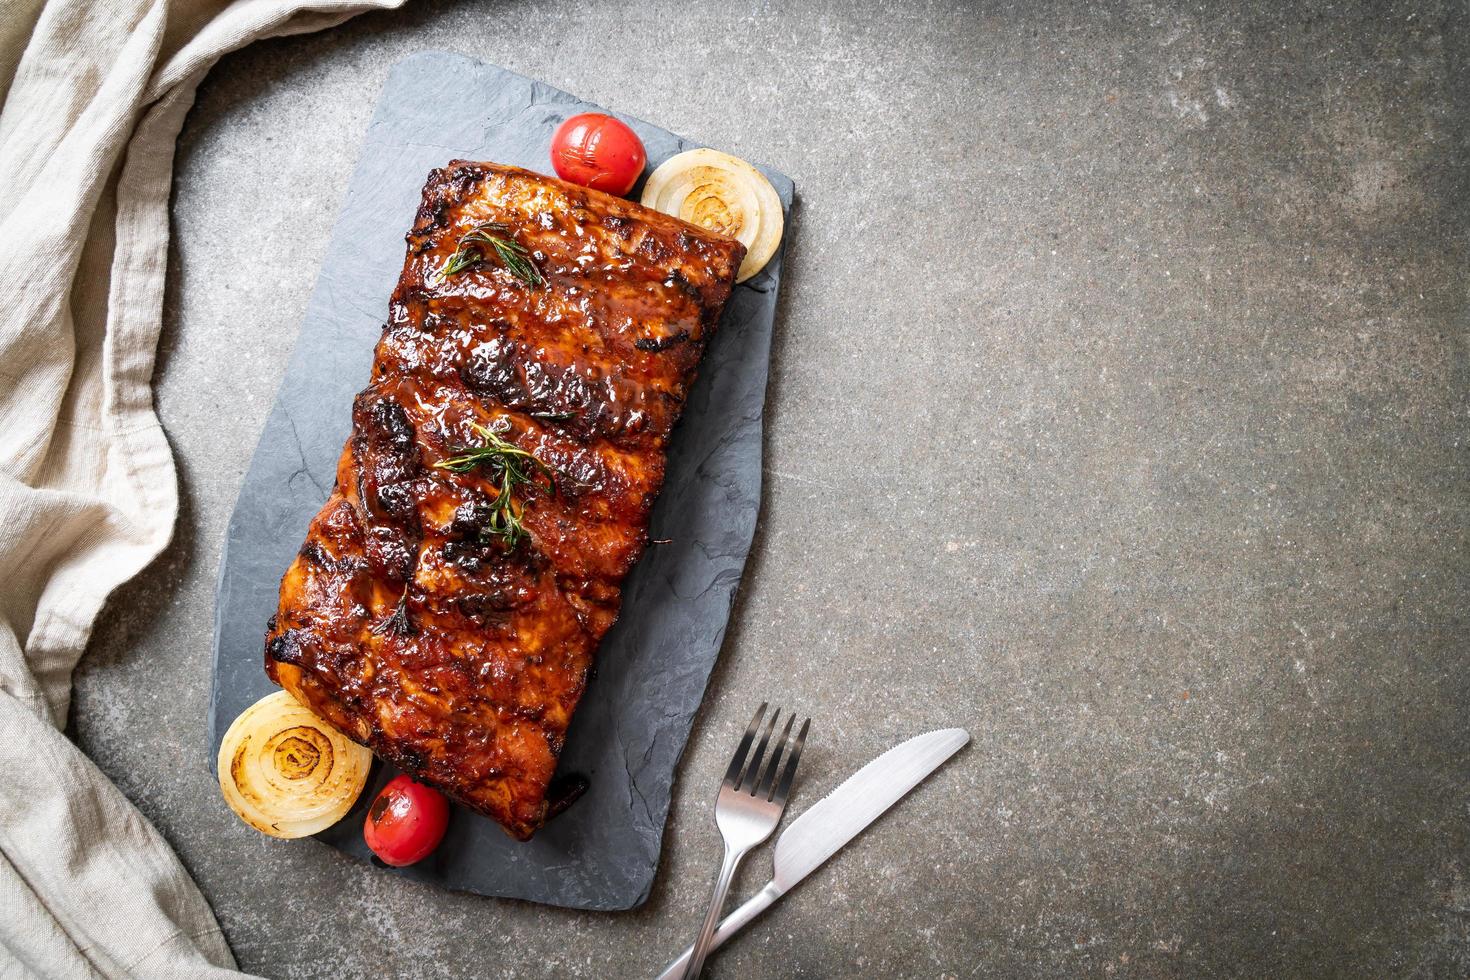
<box><xmin>654</xmin><ymin>727</ymin><xmax>970</xmax><ymax>980</ymax></box>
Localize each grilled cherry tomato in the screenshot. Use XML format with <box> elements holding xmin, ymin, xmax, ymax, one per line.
<box><xmin>550</xmin><ymin>113</ymin><xmax>647</xmax><ymax>196</ymax></box>
<box><xmin>363</xmin><ymin>775</ymin><xmax>449</xmax><ymax>867</ymax></box>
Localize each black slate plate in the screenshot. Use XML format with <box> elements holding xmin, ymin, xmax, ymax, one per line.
<box><xmin>208</xmin><ymin>52</ymin><xmax>792</xmax><ymax>910</ymax></box>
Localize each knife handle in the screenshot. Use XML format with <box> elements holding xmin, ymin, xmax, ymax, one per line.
<box><xmin>654</xmin><ymin>881</ymin><xmax>783</xmax><ymax>980</ymax></box>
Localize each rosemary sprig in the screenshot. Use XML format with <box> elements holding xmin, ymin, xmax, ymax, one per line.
<box><xmin>436</xmin><ymin>222</ymin><xmax>543</xmax><ymax>287</ymax></box>
<box><xmin>435</xmin><ymin>420</ymin><xmax>551</xmax><ymax>477</ymax></box>
<box><xmin>374</xmin><ymin>585</ymin><xmax>415</xmax><ymax>636</ymax></box>
<box><xmin>434</xmin><ymin>421</ymin><xmax>555</xmax><ymax>548</ymax></box>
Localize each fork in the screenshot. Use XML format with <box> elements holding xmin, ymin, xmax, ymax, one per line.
<box><xmin>680</xmin><ymin>703</ymin><xmax>810</xmax><ymax>980</ymax></box>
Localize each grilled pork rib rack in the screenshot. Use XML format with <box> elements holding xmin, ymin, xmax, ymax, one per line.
<box><xmin>265</xmin><ymin>161</ymin><xmax>745</xmax><ymax>839</ymax></box>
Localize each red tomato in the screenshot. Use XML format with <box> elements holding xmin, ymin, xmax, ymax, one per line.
<box><xmin>363</xmin><ymin>775</ymin><xmax>449</xmax><ymax>867</ymax></box>
<box><xmin>550</xmin><ymin>113</ymin><xmax>647</xmax><ymax>196</ymax></box>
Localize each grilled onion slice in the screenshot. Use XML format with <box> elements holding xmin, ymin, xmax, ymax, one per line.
<box><xmin>640</xmin><ymin>148</ymin><xmax>783</xmax><ymax>283</ymax></box>
<box><xmin>217</xmin><ymin>690</ymin><xmax>372</xmax><ymax>839</ymax></box>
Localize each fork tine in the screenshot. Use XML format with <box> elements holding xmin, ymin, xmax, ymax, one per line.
<box><xmin>771</xmin><ymin>717</ymin><xmax>810</xmax><ymax>804</ymax></box>
<box><xmin>722</xmin><ymin>703</ymin><xmax>767</xmax><ymax>786</ymax></box>
<box><xmin>754</xmin><ymin>713</ymin><xmax>796</xmax><ymax>800</ymax></box>
<box><xmin>739</xmin><ymin>707</ymin><xmax>781</xmax><ymax>792</ymax></box>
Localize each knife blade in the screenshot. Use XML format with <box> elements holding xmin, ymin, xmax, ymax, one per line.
<box><xmin>654</xmin><ymin>727</ymin><xmax>969</xmax><ymax>980</ymax></box>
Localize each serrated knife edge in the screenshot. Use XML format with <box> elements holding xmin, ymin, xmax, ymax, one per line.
<box><xmin>772</xmin><ymin>727</ymin><xmax>970</xmax><ymax>890</ymax></box>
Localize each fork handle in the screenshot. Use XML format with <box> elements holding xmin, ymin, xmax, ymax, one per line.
<box><xmin>681</xmin><ymin>843</ymin><xmax>748</xmax><ymax>979</ymax></box>
<box><xmin>656</xmin><ymin>881</ymin><xmax>782</xmax><ymax>980</ymax></box>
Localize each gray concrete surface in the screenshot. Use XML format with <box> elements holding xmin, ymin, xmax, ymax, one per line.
<box><xmin>72</xmin><ymin>0</ymin><xmax>1469</xmax><ymax>977</ymax></box>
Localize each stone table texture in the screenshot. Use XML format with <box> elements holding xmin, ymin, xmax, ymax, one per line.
<box><xmin>73</xmin><ymin>1</ymin><xmax>1468</xmax><ymax>978</ymax></box>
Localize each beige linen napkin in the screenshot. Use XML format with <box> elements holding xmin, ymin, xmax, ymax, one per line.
<box><xmin>0</xmin><ymin>0</ymin><xmax>403</xmax><ymax>973</ymax></box>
